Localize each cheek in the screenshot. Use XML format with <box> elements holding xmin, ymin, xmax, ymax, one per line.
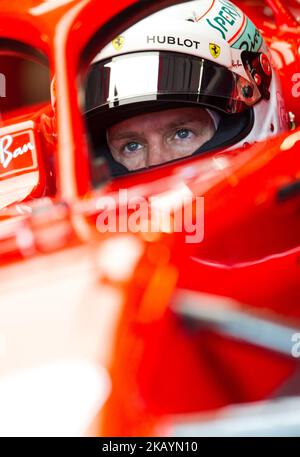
<box><xmin>189</xmin><ymin>121</ymin><xmax>216</xmax><ymax>150</ymax></box>
<box><xmin>109</xmin><ymin>147</ymin><xmax>121</xmax><ymax>163</ymax></box>
<box><xmin>110</xmin><ymin>148</ymin><xmax>146</xmax><ymax>171</ymax></box>
<box><xmin>172</xmin><ymin>128</ymin><xmax>215</xmax><ymax>155</ymax></box>
<box><xmin>203</xmin><ymin>121</ymin><xmax>216</xmax><ymax>142</ymax></box>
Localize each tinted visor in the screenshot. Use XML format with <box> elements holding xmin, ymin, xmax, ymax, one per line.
<box><xmin>85</xmin><ymin>51</ymin><xmax>261</xmax><ymax>120</ymax></box>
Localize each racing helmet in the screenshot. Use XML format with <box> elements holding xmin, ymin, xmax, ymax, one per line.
<box><xmin>85</xmin><ymin>0</ymin><xmax>289</xmax><ymax>176</ymax></box>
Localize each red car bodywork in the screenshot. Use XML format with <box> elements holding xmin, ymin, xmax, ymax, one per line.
<box><xmin>0</xmin><ymin>0</ymin><xmax>300</xmax><ymax>436</ymax></box>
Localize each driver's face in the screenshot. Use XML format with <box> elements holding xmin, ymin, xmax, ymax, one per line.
<box><xmin>106</xmin><ymin>107</ymin><xmax>215</xmax><ymax>171</ymax></box>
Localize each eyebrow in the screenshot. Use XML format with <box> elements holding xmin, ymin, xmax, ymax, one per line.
<box><xmin>108</xmin><ymin>131</ymin><xmax>142</xmax><ymax>141</ymax></box>
<box><xmin>167</xmin><ymin>117</ymin><xmax>199</xmax><ymax>130</ymax></box>
<box><xmin>108</xmin><ymin>117</ymin><xmax>200</xmax><ymax>141</ymax></box>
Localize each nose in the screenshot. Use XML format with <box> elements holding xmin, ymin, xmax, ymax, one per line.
<box><xmin>147</xmin><ymin>139</ymin><xmax>174</xmax><ymax>167</ymax></box>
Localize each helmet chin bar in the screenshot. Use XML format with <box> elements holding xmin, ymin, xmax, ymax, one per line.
<box><xmin>241</xmin><ymin>51</ymin><xmax>272</xmax><ymax>102</ymax></box>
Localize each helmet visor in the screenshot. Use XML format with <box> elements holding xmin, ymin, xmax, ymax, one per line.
<box><xmin>85</xmin><ymin>51</ymin><xmax>261</xmax><ymax>119</ymax></box>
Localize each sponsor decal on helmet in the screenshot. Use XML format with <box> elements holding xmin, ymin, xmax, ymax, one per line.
<box><xmin>209</xmin><ymin>43</ymin><xmax>221</xmax><ymax>58</ymax></box>
<box><xmin>205</xmin><ymin>0</ymin><xmax>242</xmax><ymax>41</ymax></box>
<box><xmin>232</xmin><ymin>59</ymin><xmax>243</xmax><ymax>68</ymax></box>
<box><xmin>231</xmin><ymin>19</ymin><xmax>263</xmax><ymax>51</ymax></box>
<box><xmin>205</xmin><ymin>0</ymin><xmax>263</xmax><ymax>52</ymax></box>
<box><xmin>147</xmin><ymin>35</ymin><xmax>201</xmax><ymax>50</ymax></box>
<box><xmin>112</xmin><ymin>36</ymin><xmax>125</xmax><ymax>51</ymax></box>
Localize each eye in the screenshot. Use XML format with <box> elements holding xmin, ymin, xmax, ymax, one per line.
<box><xmin>174</xmin><ymin>128</ymin><xmax>194</xmax><ymax>140</ymax></box>
<box><xmin>123</xmin><ymin>142</ymin><xmax>143</xmax><ymax>154</ymax></box>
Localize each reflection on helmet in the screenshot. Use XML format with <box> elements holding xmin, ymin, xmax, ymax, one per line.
<box><xmin>84</xmin><ymin>0</ymin><xmax>289</xmax><ymax>178</ymax></box>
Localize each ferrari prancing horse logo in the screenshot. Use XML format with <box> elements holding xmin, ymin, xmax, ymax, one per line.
<box><xmin>112</xmin><ymin>36</ymin><xmax>125</xmax><ymax>51</ymax></box>
<box><xmin>209</xmin><ymin>43</ymin><xmax>221</xmax><ymax>58</ymax></box>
